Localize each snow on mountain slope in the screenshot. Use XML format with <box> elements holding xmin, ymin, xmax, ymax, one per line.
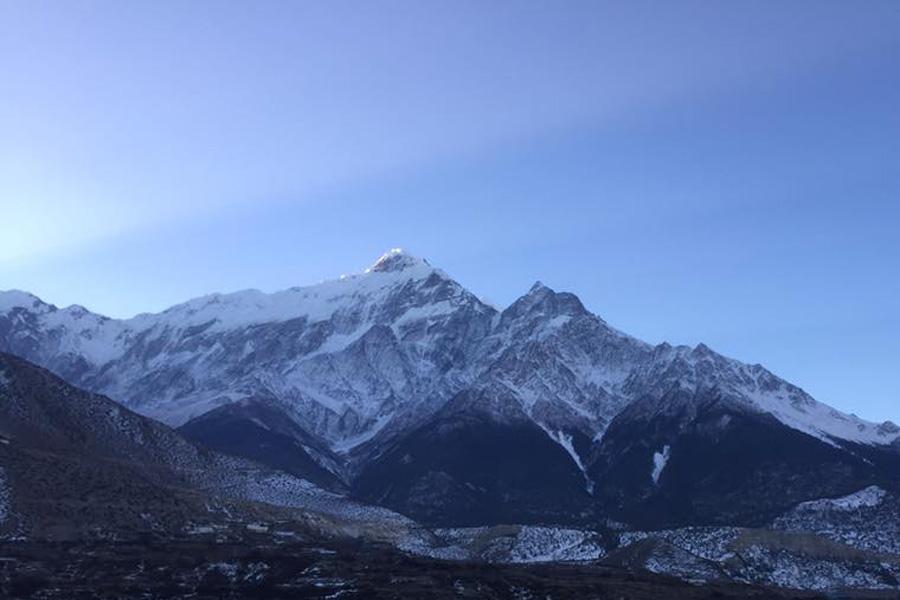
<box><xmin>0</xmin><ymin>250</ymin><xmax>496</xmax><ymax>449</ymax></box>
<box><xmin>472</xmin><ymin>282</ymin><xmax>652</xmax><ymax>445</ymax></box>
<box><xmin>620</xmin><ymin>341</ymin><xmax>899</xmax><ymax>447</ymax></box>
<box><xmin>138</xmin><ymin>249</ymin><xmax>444</xmax><ymax>333</ymax></box>
<box><xmin>0</xmin><ymin>249</ymin><xmax>897</xmax><ymax>468</ymax></box>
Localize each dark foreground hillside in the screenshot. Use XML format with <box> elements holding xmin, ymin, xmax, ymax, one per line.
<box><xmin>0</xmin><ymin>539</ymin><xmax>840</xmax><ymax>600</ymax></box>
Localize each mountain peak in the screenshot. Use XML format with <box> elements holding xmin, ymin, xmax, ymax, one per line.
<box><xmin>528</xmin><ymin>281</ymin><xmax>551</xmax><ymax>294</ymax></box>
<box><xmin>366</xmin><ymin>248</ymin><xmax>431</xmax><ymax>274</ymax></box>
<box><xmin>0</xmin><ymin>289</ymin><xmax>50</xmax><ymax>313</ymax></box>
<box><xmin>503</xmin><ymin>280</ymin><xmax>588</xmax><ymax>322</ymax></box>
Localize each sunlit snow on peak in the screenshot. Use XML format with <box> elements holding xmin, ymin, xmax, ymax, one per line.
<box><xmin>366</xmin><ymin>248</ymin><xmax>431</xmax><ymax>274</ymax></box>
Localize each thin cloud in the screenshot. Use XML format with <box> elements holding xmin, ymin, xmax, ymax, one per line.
<box><xmin>2</xmin><ymin>1</ymin><xmax>898</xmax><ymax>263</ymax></box>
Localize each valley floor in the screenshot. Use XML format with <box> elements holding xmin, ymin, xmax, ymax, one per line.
<box><xmin>0</xmin><ymin>540</ymin><xmax>876</xmax><ymax>600</ymax></box>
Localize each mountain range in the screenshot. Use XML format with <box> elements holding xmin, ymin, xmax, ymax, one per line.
<box><xmin>3</xmin><ymin>248</ymin><xmax>900</xmax><ymax>593</ymax></box>
<box><xmin>1</xmin><ymin>248</ymin><xmax>898</xmax><ymax>531</ymax></box>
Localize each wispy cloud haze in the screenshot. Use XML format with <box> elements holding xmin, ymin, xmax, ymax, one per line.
<box><xmin>3</xmin><ymin>1</ymin><xmax>899</xmax><ymax>259</ymax></box>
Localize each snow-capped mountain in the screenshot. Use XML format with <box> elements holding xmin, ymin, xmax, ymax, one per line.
<box><xmin>5</xmin><ymin>353</ymin><xmax>897</xmax><ymax>594</ymax></box>
<box><xmin>1</xmin><ymin>249</ymin><xmax>898</xmax><ymax>526</ymax></box>
<box><xmin>0</xmin><ymin>251</ymin><xmax>493</xmax><ymax>448</ymax></box>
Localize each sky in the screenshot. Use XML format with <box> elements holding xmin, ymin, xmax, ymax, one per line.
<box><xmin>1</xmin><ymin>1</ymin><xmax>899</xmax><ymax>424</ymax></box>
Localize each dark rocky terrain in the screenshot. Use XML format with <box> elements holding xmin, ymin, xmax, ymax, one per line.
<box><xmin>352</xmin><ymin>387</ymin><xmax>597</xmax><ymax>527</ymax></box>
<box><xmin>0</xmin><ymin>539</ymin><xmax>836</xmax><ymax>600</ymax></box>
<box><xmin>178</xmin><ymin>398</ymin><xmax>347</xmax><ymax>492</ymax></box>
<box><xmin>588</xmin><ymin>389</ymin><xmax>900</xmax><ymax>528</ymax></box>
<box><xmin>0</xmin><ymin>351</ymin><xmax>435</xmax><ymax>550</ymax></box>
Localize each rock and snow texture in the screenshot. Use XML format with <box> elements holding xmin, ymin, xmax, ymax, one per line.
<box><xmin>433</xmin><ymin>526</ymin><xmax>606</xmax><ymax>563</ymax></box>
<box><xmin>650</xmin><ymin>445</ymin><xmax>671</xmax><ymax>484</ymax></box>
<box><xmin>773</xmin><ymin>486</ymin><xmax>900</xmax><ymax>556</ymax></box>
<box><xmin>615</xmin><ymin>526</ymin><xmax>900</xmax><ymax>591</ymax></box>
<box><xmin>744</xmin><ymin>386</ymin><xmax>899</xmax><ymax>447</ymax></box>
<box><xmin>794</xmin><ymin>485</ymin><xmax>887</xmax><ymax>512</ymax></box>
<box><xmin>0</xmin><ymin>250</ymin><xmax>495</xmax><ymax>450</ymax></box>
<box><xmin>1</xmin><ymin>248</ymin><xmax>898</xmax><ymax>463</ymax></box>
<box><xmin>0</xmin><ymin>467</ymin><xmax>9</xmax><ymax>525</ymax></box>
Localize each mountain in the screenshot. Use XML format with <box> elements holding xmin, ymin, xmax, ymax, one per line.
<box><xmin>1</xmin><ymin>249</ymin><xmax>898</xmax><ymax>528</ymax></box>
<box><xmin>588</xmin><ymin>386</ymin><xmax>900</xmax><ymax>528</ymax></box>
<box><xmin>351</xmin><ymin>385</ymin><xmax>597</xmax><ymax>526</ymax></box>
<box><xmin>0</xmin><ymin>351</ymin><xmax>430</xmax><ymax>547</ymax></box>
<box><xmin>6</xmin><ymin>355</ymin><xmax>843</xmax><ymax>597</ymax></box>
<box><xmin>0</xmin><ymin>251</ymin><xmax>493</xmax><ymax>447</ymax></box>
<box><xmin>177</xmin><ymin>398</ymin><xmax>347</xmax><ymax>492</ymax></box>
<box><xmin>0</xmin><ymin>349</ymin><xmax>262</xmax><ymax>540</ymax></box>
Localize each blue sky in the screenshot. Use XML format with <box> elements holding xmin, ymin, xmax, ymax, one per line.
<box><xmin>1</xmin><ymin>1</ymin><xmax>899</xmax><ymax>423</ymax></box>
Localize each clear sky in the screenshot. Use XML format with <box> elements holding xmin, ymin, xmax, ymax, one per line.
<box><xmin>1</xmin><ymin>1</ymin><xmax>899</xmax><ymax>424</ymax></box>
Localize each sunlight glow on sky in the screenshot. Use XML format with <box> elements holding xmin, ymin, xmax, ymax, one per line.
<box><xmin>1</xmin><ymin>1</ymin><xmax>899</xmax><ymax>423</ymax></box>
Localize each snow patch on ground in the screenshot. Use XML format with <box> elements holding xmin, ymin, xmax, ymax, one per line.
<box><xmin>619</xmin><ymin>526</ymin><xmax>900</xmax><ymax>591</ymax></box>
<box><xmin>795</xmin><ymin>486</ymin><xmax>887</xmax><ymax>511</ymax></box>
<box><xmin>434</xmin><ymin>525</ymin><xmax>605</xmax><ymax>563</ymax></box>
<box><xmin>537</xmin><ymin>426</ymin><xmax>592</xmax><ymax>492</ymax></box>
<box><xmin>540</xmin><ymin>427</ymin><xmax>584</xmax><ymax>471</ymax></box>
<box><xmin>331</xmin><ymin>414</ymin><xmax>392</xmax><ymax>454</ymax></box>
<box><xmin>773</xmin><ymin>487</ymin><xmax>900</xmax><ymax>555</ymax></box>
<box><xmin>651</xmin><ymin>445</ymin><xmax>670</xmax><ymax>484</ymax></box>
<box><xmin>620</xmin><ymin>527</ymin><xmax>741</xmax><ymax>564</ymax></box>
<box><xmin>508</xmin><ymin>526</ymin><xmax>605</xmax><ymax>563</ymax></box>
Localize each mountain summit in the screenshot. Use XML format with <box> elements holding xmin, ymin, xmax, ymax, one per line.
<box><xmin>367</xmin><ymin>248</ymin><xmax>431</xmax><ymax>273</ymax></box>
<box><xmin>1</xmin><ymin>250</ymin><xmax>898</xmax><ymax>527</ymax></box>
